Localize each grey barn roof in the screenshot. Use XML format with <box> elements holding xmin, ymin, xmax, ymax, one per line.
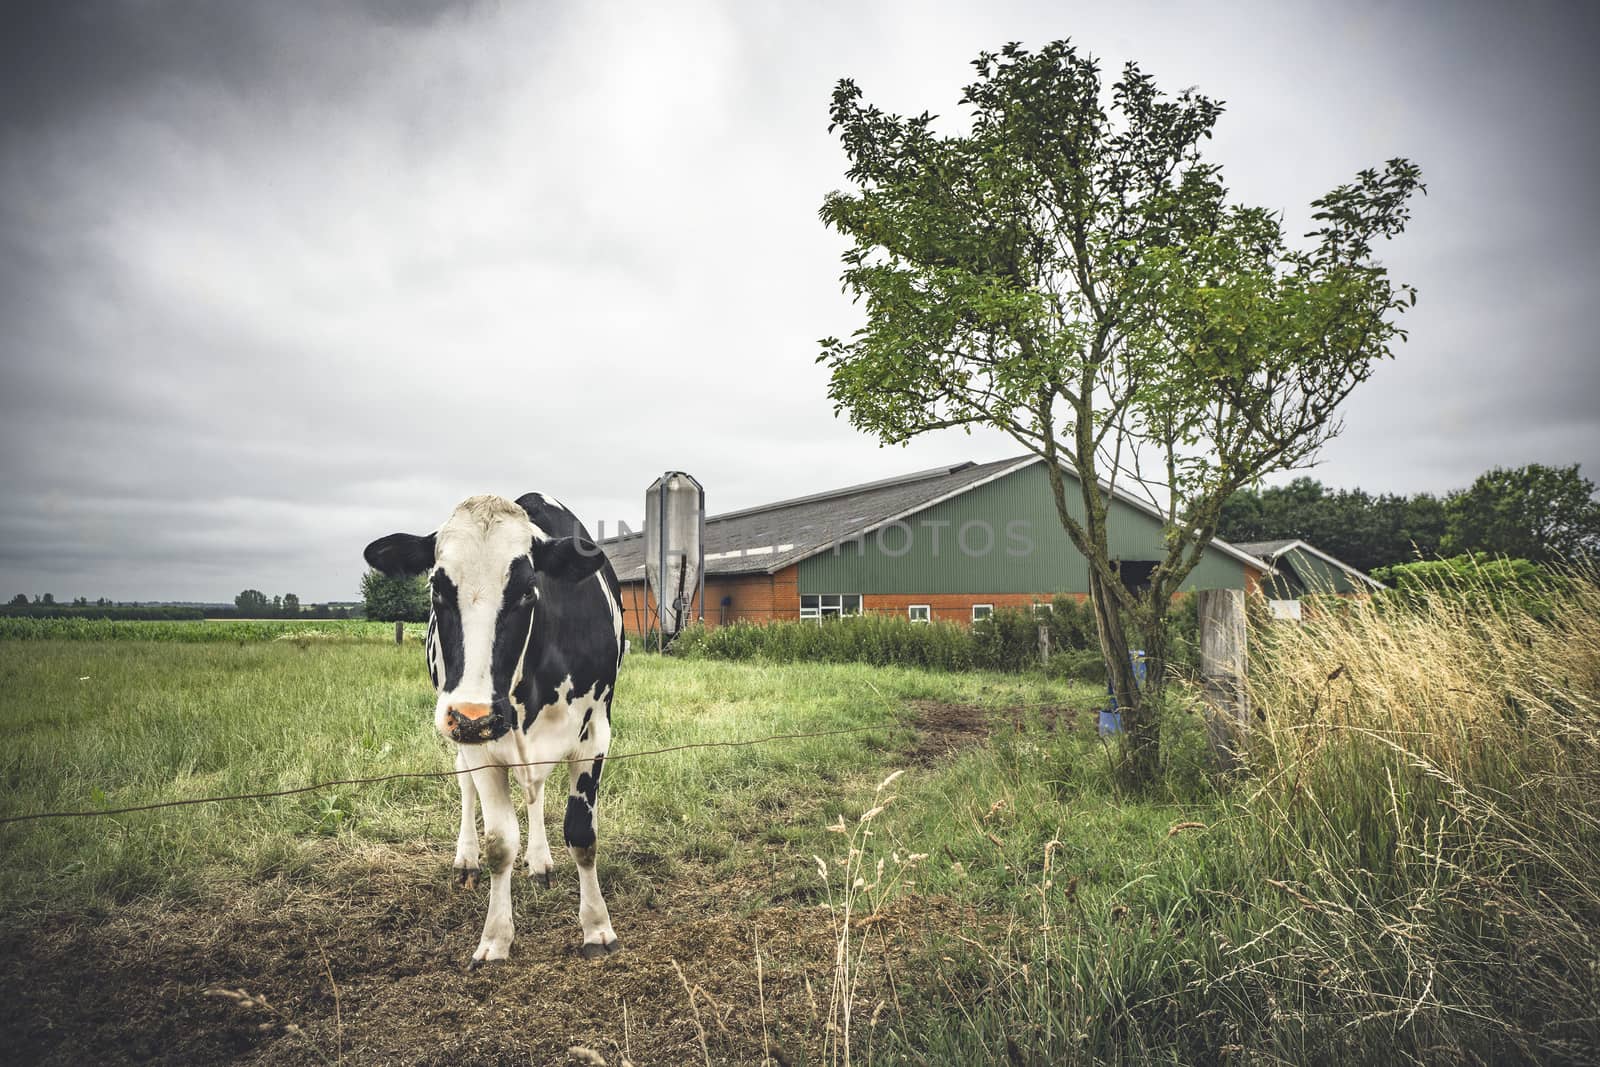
<box><xmin>605</xmin><ymin>455</ymin><xmax>1269</xmax><ymax>581</ymax></box>
<box><xmin>604</xmin><ymin>457</ymin><xmax>1029</xmax><ymax>581</ymax></box>
<box><xmin>1233</xmin><ymin>539</ymin><xmax>1386</xmax><ymax>590</ymax></box>
<box><xmin>1233</xmin><ymin>539</ymin><xmax>1301</xmax><ymax>560</ymax></box>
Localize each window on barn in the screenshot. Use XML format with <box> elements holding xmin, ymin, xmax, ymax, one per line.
<box><xmin>801</xmin><ymin>594</ymin><xmax>861</xmax><ymax>621</ymax></box>
<box><xmin>972</xmin><ymin>604</ymin><xmax>994</xmax><ymax>622</ymax></box>
<box><xmin>1031</xmin><ymin>602</ymin><xmax>1053</xmax><ymax>618</ymax></box>
<box><xmin>908</xmin><ymin>604</ymin><xmax>930</xmax><ymax>623</ymax></box>
<box><xmin>1116</xmin><ymin>560</ymin><xmax>1159</xmax><ymax>594</ymax></box>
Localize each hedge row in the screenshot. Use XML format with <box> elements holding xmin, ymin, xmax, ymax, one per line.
<box><xmin>668</xmin><ymin>595</ymin><xmax>1201</xmax><ymax>681</ymax></box>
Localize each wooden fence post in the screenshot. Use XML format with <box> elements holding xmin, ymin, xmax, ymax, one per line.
<box><xmin>1198</xmin><ymin>589</ymin><xmax>1249</xmax><ymax>770</ymax></box>
<box><xmin>1037</xmin><ymin>622</ymin><xmax>1051</xmax><ymax>667</ymax></box>
<box><xmin>395</xmin><ymin>619</ymin><xmax>404</xmax><ymax>646</ymax></box>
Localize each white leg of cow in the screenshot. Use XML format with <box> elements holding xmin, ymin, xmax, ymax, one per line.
<box><xmin>513</xmin><ymin>766</ymin><xmax>555</xmax><ymax>886</ymax></box>
<box><xmin>564</xmin><ymin>712</ymin><xmax>619</xmax><ymax>958</ymax></box>
<box><xmin>452</xmin><ymin>749</ymin><xmax>480</xmax><ymax>889</ymax></box>
<box><xmin>468</xmin><ymin>763</ymin><xmax>519</xmax><ymax>969</ymax></box>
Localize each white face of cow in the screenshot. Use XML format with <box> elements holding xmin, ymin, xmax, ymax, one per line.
<box><xmin>364</xmin><ymin>494</ymin><xmax>607</xmax><ymax>745</ymax></box>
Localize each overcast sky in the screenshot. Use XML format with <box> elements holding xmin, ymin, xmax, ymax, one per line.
<box><xmin>2</xmin><ymin>0</ymin><xmax>1596</xmax><ymax>602</ymax></box>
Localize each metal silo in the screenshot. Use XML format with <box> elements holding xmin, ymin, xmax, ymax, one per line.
<box><xmin>644</xmin><ymin>471</ymin><xmax>704</xmax><ymax>639</ymax></box>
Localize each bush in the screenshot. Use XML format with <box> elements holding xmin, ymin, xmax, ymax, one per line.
<box><xmin>670</xmin><ymin>607</ymin><xmax>1129</xmax><ymax>683</ymax></box>
<box><xmin>1371</xmin><ymin>552</ymin><xmax>1561</xmax><ymax>617</ymax></box>
<box><xmin>360</xmin><ymin>570</ymin><xmax>429</xmax><ymax>623</ymax></box>
<box><xmin>672</xmin><ymin>614</ymin><xmax>979</xmax><ymax>671</ymax></box>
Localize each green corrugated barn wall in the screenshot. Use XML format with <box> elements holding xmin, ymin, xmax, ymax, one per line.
<box><xmin>798</xmin><ymin>461</ymin><xmax>1252</xmax><ymax>595</ymax></box>
<box><xmin>1262</xmin><ymin>547</ymin><xmax>1368</xmax><ymax>598</ymax></box>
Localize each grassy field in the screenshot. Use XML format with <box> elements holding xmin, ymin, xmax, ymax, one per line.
<box><xmin>2</xmin><ymin>584</ymin><xmax>1597</xmax><ymax>1065</ymax></box>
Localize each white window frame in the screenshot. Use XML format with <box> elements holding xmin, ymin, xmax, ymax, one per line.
<box><xmin>802</xmin><ymin>593</ymin><xmax>862</xmax><ymax>621</ymax></box>
<box><xmin>908</xmin><ymin>604</ymin><xmax>931</xmax><ymax>623</ymax></box>
<box><xmin>972</xmin><ymin>604</ymin><xmax>994</xmax><ymax>622</ymax></box>
<box><xmin>1031</xmin><ymin>602</ymin><xmax>1053</xmax><ymax>618</ymax></box>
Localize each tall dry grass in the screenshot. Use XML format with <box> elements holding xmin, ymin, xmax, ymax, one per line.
<box><xmin>881</xmin><ymin>572</ymin><xmax>1600</xmax><ymax>1065</ymax></box>
<box><xmin>1233</xmin><ymin>570</ymin><xmax>1600</xmax><ymax>1062</ymax></box>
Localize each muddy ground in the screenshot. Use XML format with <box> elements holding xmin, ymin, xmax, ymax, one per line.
<box><xmin>0</xmin><ymin>702</ymin><xmax>1034</xmax><ymax>1066</ymax></box>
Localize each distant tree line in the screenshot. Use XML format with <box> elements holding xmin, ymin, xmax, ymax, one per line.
<box><xmin>223</xmin><ymin>589</ymin><xmax>352</xmax><ymax>620</ymax></box>
<box><xmin>1</xmin><ymin>598</ymin><xmax>207</xmax><ymax>621</ymax></box>
<box><xmin>1218</xmin><ymin>462</ymin><xmax>1600</xmax><ymax>573</ymax></box>
<box><xmin>3</xmin><ymin>590</ymin><xmax>353</xmax><ymax>621</ymax></box>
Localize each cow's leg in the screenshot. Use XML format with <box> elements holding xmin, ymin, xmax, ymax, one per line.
<box><xmin>565</xmin><ymin>711</ymin><xmax>619</xmax><ymax>958</ymax></box>
<box><xmin>467</xmin><ymin>763</ymin><xmax>519</xmax><ymax>969</ymax></box>
<box><xmin>512</xmin><ymin>765</ymin><xmax>555</xmax><ymax>887</ymax></box>
<box><xmin>452</xmin><ymin>749</ymin><xmax>480</xmax><ymax>889</ymax></box>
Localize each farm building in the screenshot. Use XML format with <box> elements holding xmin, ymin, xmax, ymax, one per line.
<box><xmin>1233</xmin><ymin>539</ymin><xmax>1386</xmax><ymax>599</ymax></box>
<box><xmin>605</xmin><ymin>455</ymin><xmax>1271</xmax><ymax>631</ymax></box>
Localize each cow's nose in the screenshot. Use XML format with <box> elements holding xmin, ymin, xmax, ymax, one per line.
<box><xmin>446</xmin><ymin>702</ymin><xmax>493</xmax><ymax>726</ymax></box>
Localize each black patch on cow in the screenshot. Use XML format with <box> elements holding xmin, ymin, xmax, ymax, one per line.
<box><xmin>430</xmin><ymin>569</ymin><xmax>465</xmax><ymax>692</ymax></box>
<box><xmin>581</xmin><ymin>755</ymin><xmax>604</xmax><ymax>805</ymax></box>
<box><xmin>425</xmin><ymin>615</ymin><xmax>439</xmax><ymax>689</ymax></box>
<box><xmin>511</xmin><ymin>495</ymin><xmax>622</xmax><ymax>748</ymax></box>
<box><xmin>364</xmin><ymin>532</ymin><xmax>436</xmax><ymax>577</ymax></box>
<box><xmin>531</xmin><ymin>535</ymin><xmax>607</xmax><ymax>584</ymax></box>
<box><xmin>490</xmin><ymin>555</ymin><xmax>538</xmax><ymax>727</ymax></box>
<box><xmin>578</xmin><ymin>707</ymin><xmax>593</xmax><ymax>742</ymax></box>
<box><xmin>564</xmin><ymin>795</ymin><xmax>596</xmax><ymax>850</ymax></box>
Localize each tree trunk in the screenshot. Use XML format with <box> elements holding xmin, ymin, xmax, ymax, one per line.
<box><xmin>1089</xmin><ymin>570</ymin><xmax>1158</xmax><ymax>786</ymax></box>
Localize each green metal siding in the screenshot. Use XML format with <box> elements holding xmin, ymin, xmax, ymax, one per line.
<box><xmin>798</xmin><ymin>461</ymin><xmax>1252</xmax><ymax>595</ymax></box>
<box><xmin>1264</xmin><ymin>547</ymin><xmax>1365</xmax><ymax>597</ymax></box>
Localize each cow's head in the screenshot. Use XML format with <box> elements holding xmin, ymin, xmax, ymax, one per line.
<box><xmin>364</xmin><ymin>495</ymin><xmax>605</xmax><ymax>744</ymax></box>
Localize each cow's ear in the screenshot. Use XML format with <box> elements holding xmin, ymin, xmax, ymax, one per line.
<box><xmin>364</xmin><ymin>533</ymin><xmax>436</xmax><ymax>577</ymax></box>
<box><xmin>531</xmin><ymin>535</ymin><xmax>606</xmax><ymax>583</ymax></box>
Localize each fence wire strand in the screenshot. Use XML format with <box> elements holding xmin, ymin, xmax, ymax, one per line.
<box><xmin>0</xmin><ymin>695</ymin><xmax>1090</xmax><ymax>827</ymax></box>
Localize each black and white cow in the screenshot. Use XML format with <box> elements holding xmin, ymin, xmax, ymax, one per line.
<box><xmin>364</xmin><ymin>492</ymin><xmax>624</xmax><ymax>967</ymax></box>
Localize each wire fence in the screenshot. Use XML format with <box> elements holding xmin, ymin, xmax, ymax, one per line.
<box><xmin>0</xmin><ymin>695</ymin><xmax>1089</xmax><ymax>828</ymax></box>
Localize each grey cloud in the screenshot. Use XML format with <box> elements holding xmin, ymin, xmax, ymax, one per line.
<box><xmin>1</xmin><ymin>0</ymin><xmax>1597</xmax><ymax>601</ymax></box>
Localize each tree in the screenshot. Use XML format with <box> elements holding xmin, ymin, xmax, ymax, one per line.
<box><xmin>360</xmin><ymin>569</ymin><xmax>429</xmax><ymax>623</ymax></box>
<box><xmin>39</xmin><ymin>593</ymin><xmax>54</xmax><ymax>606</ymax></box>
<box><xmin>819</xmin><ymin>41</ymin><xmax>1422</xmax><ymax>785</ymax></box>
<box><xmin>235</xmin><ymin>589</ymin><xmax>270</xmax><ymax>616</ymax></box>
<box><xmin>1443</xmin><ymin>463</ymin><xmax>1600</xmax><ymax>564</ymax></box>
<box><xmin>1217</xmin><ymin>479</ymin><xmax>1447</xmax><ymax>572</ymax></box>
<box><xmin>7</xmin><ymin>594</ymin><xmax>26</xmax><ymax>606</ymax></box>
<box><xmin>282</xmin><ymin>593</ymin><xmax>300</xmax><ymax>616</ymax></box>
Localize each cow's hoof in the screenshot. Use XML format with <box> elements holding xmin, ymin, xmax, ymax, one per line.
<box><xmin>453</xmin><ymin>866</ymin><xmax>480</xmax><ymax>890</ymax></box>
<box><xmin>465</xmin><ymin>955</ymin><xmax>503</xmax><ymax>973</ymax></box>
<box><xmin>539</xmin><ymin>870</ymin><xmax>551</xmax><ymax>890</ymax></box>
<box><xmin>579</xmin><ymin>939</ymin><xmax>621</xmax><ymax>960</ymax></box>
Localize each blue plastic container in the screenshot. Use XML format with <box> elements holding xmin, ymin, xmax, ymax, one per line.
<box><xmin>1097</xmin><ymin>650</ymin><xmax>1146</xmax><ymax>734</ymax></box>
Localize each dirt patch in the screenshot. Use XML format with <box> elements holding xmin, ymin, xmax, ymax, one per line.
<box><xmin>0</xmin><ymin>845</ymin><xmax>976</xmax><ymax>1066</ymax></box>
<box><xmin>905</xmin><ymin>700</ymin><xmax>1083</xmax><ymax>763</ymax></box>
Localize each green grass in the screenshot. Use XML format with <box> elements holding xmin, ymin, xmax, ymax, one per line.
<box><xmin>0</xmin><ymin>640</ymin><xmax>1090</xmax><ymax>914</ymax></box>
<box><xmin>4</xmin><ymin>578</ymin><xmax>1597</xmax><ymax>1065</ymax></box>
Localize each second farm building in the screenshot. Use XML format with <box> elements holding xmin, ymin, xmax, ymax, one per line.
<box><xmin>604</xmin><ymin>455</ymin><xmax>1376</xmax><ymax>632</ymax></box>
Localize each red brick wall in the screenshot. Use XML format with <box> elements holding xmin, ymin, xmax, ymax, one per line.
<box><xmin>619</xmin><ymin>576</ymin><xmax>1079</xmax><ymax>631</ymax></box>
<box><xmin>620</xmin><ymin>573</ymin><xmax>1271</xmax><ymax>633</ymax></box>
<box><xmin>617</xmin><ymin>567</ymin><xmax>797</xmax><ymax>634</ymax></box>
